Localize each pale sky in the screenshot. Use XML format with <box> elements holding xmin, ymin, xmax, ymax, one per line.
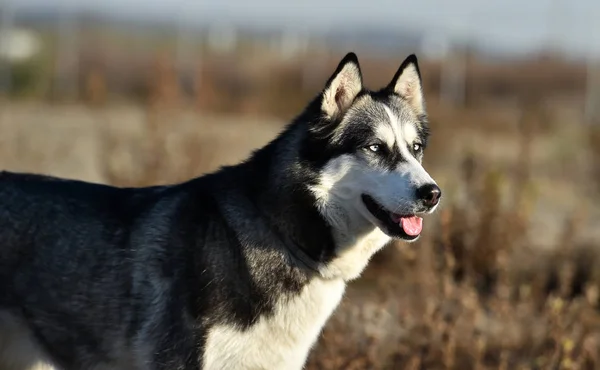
<box><xmin>9</xmin><ymin>0</ymin><xmax>600</xmax><ymax>58</ymax></box>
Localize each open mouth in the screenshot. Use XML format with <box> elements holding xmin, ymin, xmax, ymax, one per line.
<box><xmin>361</xmin><ymin>194</ymin><xmax>423</xmax><ymax>241</ymax></box>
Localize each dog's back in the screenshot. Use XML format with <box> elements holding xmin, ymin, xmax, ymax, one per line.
<box><xmin>0</xmin><ymin>171</ymin><xmax>202</xmax><ymax>369</ymax></box>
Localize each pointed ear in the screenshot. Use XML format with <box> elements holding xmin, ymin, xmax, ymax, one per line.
<box><xmin>387</xmin><ymin>54</ymin><xmax>425</xmax><ymax>114</ymax></box>
<box><xmin>321</xmin><ymin>52</ymin><xmax>363</xmax><ymax>119</ymax></box>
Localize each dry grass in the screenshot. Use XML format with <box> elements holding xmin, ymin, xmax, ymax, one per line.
<box><xmin>4</xmin><ymin>51</ymin><xmax>600</xmax><ymax>369</ymax></box>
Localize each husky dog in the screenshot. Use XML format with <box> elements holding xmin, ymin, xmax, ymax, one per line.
<box><xmin>0</xmin><ymin>52</ymin><xmax>440</xmax><ymax>370</ymax></box>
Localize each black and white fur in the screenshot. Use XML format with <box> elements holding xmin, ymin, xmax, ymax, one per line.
<box><xmin>0</xmin><ymin>52</ymin><xmax>441</xmax><ymax>370</ymax></box>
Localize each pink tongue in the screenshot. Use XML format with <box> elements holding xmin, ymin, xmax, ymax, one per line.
<box><xmin>400</xmin><ymin>216</ymin><xmax>423</xmax><ymax>236</ymax></box>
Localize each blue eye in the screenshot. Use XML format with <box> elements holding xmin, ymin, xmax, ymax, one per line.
<box><xmin>368</xmin><ymin>144</ymin><xmax>380</xmax><ymax>153</ymax></box>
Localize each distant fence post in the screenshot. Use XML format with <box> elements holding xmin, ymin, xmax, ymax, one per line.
<box><xmin>0</xmin><ymin>0</ymin><xmax>14</xmax><ymax>97</ymax></box>
<box><xmin>439</xmin><ymin>15</ymin><xmax>469</xmax><ymax>108</ymax></box>
<box><xmin>440</xmin><ymin>47</ymin><xmax>467</xmax><ymax>107</ymax></box>
<box><xmin>584</xmin><ymin>10</ymin><xmax>600</xmax><ymax>127</ymax></box>
<box><xmin>53</xmin><ymin>2</ymin><xmax>79</xmax><ymax>100</ymax></box>
<box><xmin>585</xmin><ymin>60</ymin><xmax>600</xmax><ymax>125</ymax></box>
<box><xmin>176</xmin><ymin>3</ymin><xmax>198</xmax><ymax>100</ymax></box>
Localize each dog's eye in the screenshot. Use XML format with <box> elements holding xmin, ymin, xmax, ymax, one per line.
<box><xmin>412</xmin><ymin>143</ymin><xmax>422</xmax><ymax>153</ymax></box>
<box><xmin>367</xmin><ymin>144</ymin><xmax>381</xmax><ymax>153</ymax></box>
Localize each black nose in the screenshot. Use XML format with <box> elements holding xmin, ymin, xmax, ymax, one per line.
<box><xmin>417</xmin><ymin>184</ymin><xmax>441</xmax><ymax>207</ymax></box>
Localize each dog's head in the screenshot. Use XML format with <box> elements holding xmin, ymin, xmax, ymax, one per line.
<box><xmin>305</xmin><ymin>53</ymin><xmax>441</xmax><ymax>246</ymax></box>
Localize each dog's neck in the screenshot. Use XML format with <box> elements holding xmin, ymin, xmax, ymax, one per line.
<box><xmin>223</xmin><ymin>124</ymin><xmax>334</xmax><ymax>274</ymax></box>
<box><xmin>230</xmin><ymin>122</ymin><xmax>387</xmax><ymax>282</ymax></box>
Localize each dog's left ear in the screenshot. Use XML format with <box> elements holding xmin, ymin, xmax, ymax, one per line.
<box><xmin>321</xmin><ymin>52</ymin><xmax>363</xmax><ymax>119</ymax></box>
<box><xmin>387</xmin><ymin>54</ymin><xmax>425</xmax><ymax>114</ymax></box>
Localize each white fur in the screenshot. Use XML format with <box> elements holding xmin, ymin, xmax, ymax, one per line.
<box><xmin>310</xmin><ymin>103</ymin><xmax>437</xmax><ymax>281</ymax></box>
<box><xmin>202</xmin><ymin>278</ymin><xmax>345</xmax><ymax>370</ymax></box>
<box><xmin>319</xmin><ymin>227</ymin><xmax>391</xmax><ymax>281</ymax></box>
<box><xmin>381</xmin><ymin>105</ymin><xmax>419</xmax><ymax>153</ymax></box>
<box><xmin>375</xmin><ymin>120</ymin><xmax>397</xmax><ymax>149</ymax></box>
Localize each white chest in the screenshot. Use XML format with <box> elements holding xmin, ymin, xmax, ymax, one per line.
<box><xmin>202</xmin><ymin>278</ymin><xmax>345</xmax><ymax>370</ymax></box>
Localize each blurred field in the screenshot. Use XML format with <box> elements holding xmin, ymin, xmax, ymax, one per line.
<box><xmin>2</xmin><ymin>51</ymin><xmax>600</xmax><ymax>369</ymax></box>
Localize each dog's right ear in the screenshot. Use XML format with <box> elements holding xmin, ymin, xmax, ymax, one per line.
<box><xmin>386</xmin><ymin>54</ymin><xmax>425</xmax><ymax>114</ymax></box>
<box><xmin>320</xmin><ymin>52</ymin><xmax>363</xmax><ymax>119</ymax></box>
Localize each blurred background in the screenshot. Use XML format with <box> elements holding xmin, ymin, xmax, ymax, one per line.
<box><xmin>1</xmin><ymin>0</ymin><xmax>600</xmax><ymax>368</ymax></box>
